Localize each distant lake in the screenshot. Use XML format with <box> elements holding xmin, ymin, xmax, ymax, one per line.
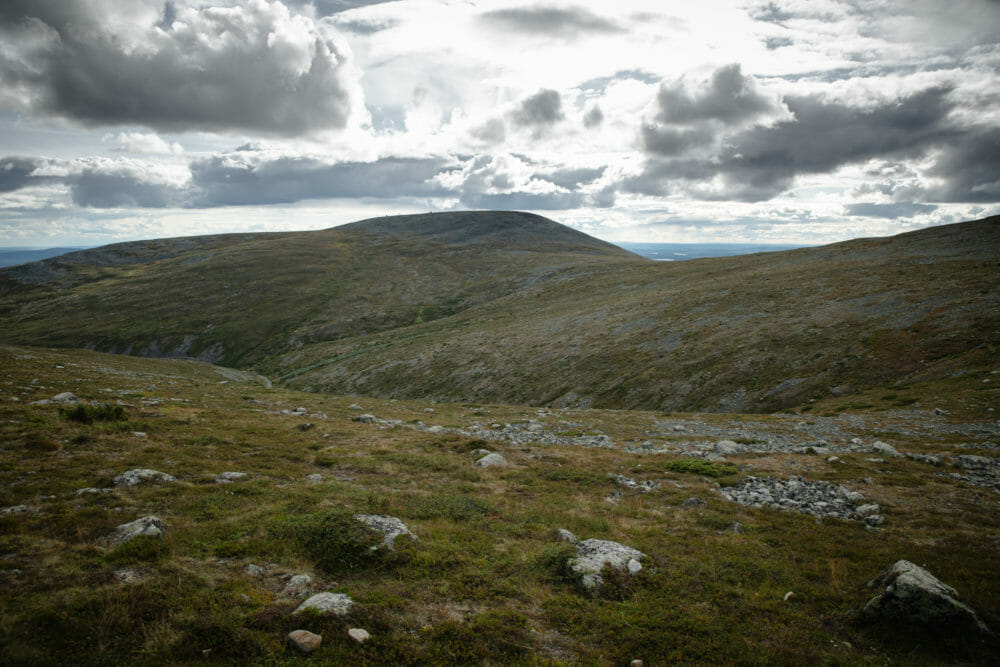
<box><xmin>617</xmin><ymin>242</ymin><xmax>810</xmax><ymax>261</ymax></box>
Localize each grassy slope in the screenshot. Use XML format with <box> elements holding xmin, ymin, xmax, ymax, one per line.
<box><xmin>1</xmin><ymin>345</ymin><xmax>998</xmax><ymax>665</ymax></box>
<box><xmin>1</xmin><ymin>213</ymin><xmax>997</xmax><ymax>415</ymax></box>
<box><xmin>274</xmin><ymin>216</ymin><xmax>1000</xmax><ymax>415</ymax></box>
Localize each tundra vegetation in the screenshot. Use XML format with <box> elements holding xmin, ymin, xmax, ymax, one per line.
<box><xmin>0</xmin><ymin>212</ymin><xmax>998</xmax><ymax>663</ymax></box>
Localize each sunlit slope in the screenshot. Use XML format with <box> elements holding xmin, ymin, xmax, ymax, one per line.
<box><xmin>0</xmin><ymin>211</ymin><xmax>640</xmax><ymax>366</ymax></box>
<box><xmin>271</xmin><ymin>216</ymin><xmax>1000</xmax><ymax>413</ymax></box>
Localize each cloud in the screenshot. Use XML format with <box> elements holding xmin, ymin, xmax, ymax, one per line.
<box><xmin>67</xmin><ymin>160</ymin><xmax>189</xmax><ymax>208</ymax></box>
<box><xmin>0</xmin><ymin>157</ymin><xmax>46</xmax><ymax>192</ymax></box>
<box><xmin>470</xmin><ymin>118</ymin><xmax>507</xmax><ymax>145</ymax></box>
<box><xmin>0</xmin><ymin>0</ymin><xmax>361</xmax><ymax>135</ymax></box>
<box><xmin>927</xmin><ymin>127</ymin><xmax>1000</xmax><ymax>203</ymax></box>
<box><xmin>188</xmin><ymin>153</ymin><xmax>451</xmax><ymax>206</ymax></box>
<box><xmin>844</xmin><ymin>202</ymin><xmax>938</xmax><ymax>218</ymax></box>
<box><xmin>582</xmin><ymin>105</ymin><xmax>604</xmax><ymax>128</ymax></box>
<box><xmin>627</xmin><ymin>81</ymin><xmax>963</xmax><ymax>202</ymax></box>
<box><xmin>102</xmin><ymin>132</ymin><xmax>183</xmax><ymax>155</ymax></box>
<box><xmin>511</xmin><ymin>89</ymin><xmax>565</xmax><ymax>127</ymax></box>
<box><xmin>480</xmin><ymin>6</ymin><xmax>622</xmax><ymax>37</ymax></box>
<box><xmin>653</xmin><ymin>64</ymin><xmax>781</xmax><ymax>126</ymax></box>
<box><xmin>434</xmin><ymin>153</ymin><xmax>594</xmax><ymax>210</ymax></box>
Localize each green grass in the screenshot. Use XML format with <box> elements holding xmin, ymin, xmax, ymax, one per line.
<box><xmin>0</xmin><ymin>344</ymin><xmax>998</xmax><ymax>665</ymax></box>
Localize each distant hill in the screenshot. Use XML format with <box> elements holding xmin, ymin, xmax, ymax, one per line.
<box><xmin>0</xmin><ymin>211</ymin><xmax>997</xmax><ymax>413</ymax></box>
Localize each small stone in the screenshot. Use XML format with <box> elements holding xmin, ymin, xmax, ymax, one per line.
<box><xmin>245</xmin><ymin>563</ymin><xmax>267</xmax><ymax>576</ymax></box>
<box><xmin>287</xmin><ymin>629</ymin><xmax>322</xmax><ymax>653</ymax></box>
<box><xmin>297</xmin><ymin>423</ymin><xmax>315</xmax><ymax>432</ymax></box>
<box><xmin>715</xmin><ymin>440</ymin><xmax>739</xmax><ymax>455</ymax></box>
<box><xmin>871</xmin><ymin>440</ymin><xmax>902</xmax><ymax>457</ymax></box>
<box><xmin>631</xmin><ymin>661</ymin><xmax>644</xmax><ymax>667</ymax></box>
<box><xmin>106</xmin><ymin>515</ymin><xmax>164</xmax><ymax>546</ymax></box>
<box><xmin>354</xmin><ymin>514</ymin><xmax>417</xmax><ymax>550</ymax></box>
<box><xmin>865</xmin><ymin>514</ymin><xmax>885</xmax><ymax>527</ymax></box>
<box><xmin>475</xmin><ymin>452</ymin><xmax>508</xmax><ymax>467</ymax></box>
<box><xmin>855</xmin><ymin>504</ymin><xmax>880</xmax><ymax>517</ymax></box>
<box><xmin>51</xmin><ymin>392</ymin><xmax>80</xmax><ymax>405</ymax></box>
<box><xmin>306</xmin><ymin>473</ymin><xmax>323</xmax><ymax>482</ymax></box>
<box><xmin>681</xmin><ymin>497</ymin><xmax>707</xmax><ymax>508</ymax></box>
<box><xmin>826</xmin><ymin>456</ymin><xmax>840</xmax><ymax>463</ymax></box>
<box><xmin>113</xmin><ymin>469</ymin><xmax>176</xmax><ymax>487</ymax></box>
<box><xmin>627</xmin><ymin>559</ymin><xmax>642</xmax><ymax>575</ymax></box>
<box><xmin>555</xmin><ymin>528</ymin><xmax>579</xmax><ymax>544</ymax></box>
<box><xmin>423</xmin><ymin>407</ymin><xmax>435</xmax><ymax>413</ymax></box>
<box><xmin>348</xmin><ymin>628</ymin><xmax>370</xmax><ymax>644</ymax></box>
<box><xmin>348</xmin><ymin>404</ymin><xmax>364</xmax><ymax>411</ymax></box>
<box><xmin>293</xmin><ymin>592</ymin><xmax>354</xmax><ymax>616</ymax></box>
<box><xmin>75</xmin><ymin>487</ymin><xmax>113</xmax><ymax>496</ymax></box>
<box><xmin>215</xmin><ymin>471</ymin><xmax>247</xmax><ymax>484</ymax></box>
<box><xmin>352</xmin><ymin>414</ymin><xmax>377</xmax><ymax>423</ymax></box>
<box><xmin>784</xmin><ymin>591</ymin><xmax>795</xmax><ymax>602</ymax></box>
<box><xmin>132</xmin><ymin>431</ymin><xmax>147</xmax><ymax>438</ymax></box>
<box><xmin>283</xmin><ymin>574</ymin><xmax>313</xmax><ymax>598</ymax></box>
<box><xmin>427</xmin><ymin>425</ymin><xmax>445</xmax><ymax>434</ymax></box>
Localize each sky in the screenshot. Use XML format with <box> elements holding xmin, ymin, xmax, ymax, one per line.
<box><xmin>0</xmin><ymin>0</ymin><xmax>998</xmax><ymax>248</ymax></box>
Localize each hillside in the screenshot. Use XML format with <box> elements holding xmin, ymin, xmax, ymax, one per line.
<box><xmin>1</xmin><ymin>345</ymin><xmax>998</xmax><ymax>664</ymax></box>
<box><xmin>1</xmin><ymin>212</ymin><xmax>998</xmax><ymax>415</ymax></box>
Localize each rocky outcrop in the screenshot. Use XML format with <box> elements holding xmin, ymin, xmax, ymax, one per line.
<box><xmin>568</xmin><ymin>539</ymin><xmax>645</xmax><ymax>592</ymax></box>
<box><xmin>719</xmin><ymin>476</ymin><xmax>866</xmax><ymax>520</ymax></box>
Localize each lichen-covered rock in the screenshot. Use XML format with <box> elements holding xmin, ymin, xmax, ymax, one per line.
<box><xmin>348</xmin><ymin>628</ymin><xmax>370</xmax><ymax>644</ymax></box>
<box><xmin>871</xmin><ymin>440</ymin><xmax>902</xmax><ymax>457</ymax></box>
<box><xmin>215</xmin><ymin>471</ymin><xmax>247</xmax><ymax>484</ymax></box>
<box><xmin>555</xmin><ymin>528</ymin><xmax>579</xmax><ymax>544</ymax></box>
<box><xmin>862</xmin><ymin>560</ymin><xmax>989</xmax><ymax>634</ymax></box>
<box><xmin>113</xmin><ymin>469</ymin><xmax>176</xmax><ymax>486</ymax></box>
<box><xmin>293</xmin><ymin>592</ymin><xmax>354</xmax><ymax>616</ymax></box>
<box><xmin>354</xmin><ymin>514</ymin><xmax>417</xmax><ymax>550</ymax></box>
<box><xmin>569</xmin><ymin>539</ymin><xmax>646</xmax><ymax>592</ymax></box>
<box><xmin>106</xmin><ymin>515</ymin><xmax>165</xmax><ymax>546</ymax></box>
<box><xmin>283</xmin><ymin>574</ymin><xmax>313</xmax><ymax>598</ymax></box>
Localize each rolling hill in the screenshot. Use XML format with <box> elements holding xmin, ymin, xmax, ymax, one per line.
<box><xmin>1</xmin><ymin>211</ymin><xmax>997</xmax><ymax>415</ymax></box>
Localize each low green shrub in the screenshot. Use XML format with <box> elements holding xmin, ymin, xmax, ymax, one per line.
<box><xmin>664</xmin><ymin>459</ymin><xmax>738</xmax><ymax>478</ymax></box>
<box><xmin>270</xmin><ymin>509</ymin><xmax>381</xmax><ymax>574</ymax></box>
<box><xmin>60</xmin><ymin>404</ymin><xmax>127</xmax><ymax>424</ymax></box>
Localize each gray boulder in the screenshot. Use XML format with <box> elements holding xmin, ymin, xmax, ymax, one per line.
<box><xmin>354</xmin><ymin>514</ymin><xmax>417</xmax><ymax>550</ymax></box>
<box><xmin>715</xmin><ymin>440</ymin><xmax>739</xmax><ymax>455</ymax></box>
<box><xmin>107</xmin><ymin>515</ymin><xmax>165</xmax><ymax>546</ymax></box>
<box><xmin>475</xmin><ymin>452</ymin><xmax>508</xmax><ymax>467</ymax></box>
<box><xmin>215</xmin><ymin>471</ymin><xmax>248</xmax><ymax>484</ymax></box>
<box><xmin>283</xmin><ymin>574</ymin><xmax>313</xmax><ymax>598</ymax></box>
<box><xmin>555</xmin><ymin>528</ymin><xmax>579</xmax><ymax>544</ymax></box>
<box><xmin>871</xmin><ymin>440</ymin><xmax>902</xmax><ymax>457</ymax></box>
<box><xmin>113</xmin><ymin>469</ymin><xmax>176</xmax><ymax>486</ymax></box>
<box><xmin>293</xmin><ymin>592</ymin><xmax>354</xmax><ymax>616</ymax></box>
<box><xmin>862</xmin><ymin>560</ymin><xmax>989</xmax><ymax>634</ymax></box>
<box><xmin>569</xmin><ymin>539</ymin><xmax>646</xmax><ymax>592</ymax></box>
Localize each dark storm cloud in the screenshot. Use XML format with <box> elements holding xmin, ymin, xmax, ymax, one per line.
<box><xmin>927</xmin><ymin>127</ymin><xmax>1000</xmax><ymax>203</ymax></box>
<box><xmin>188</xmin><ymin>155</ymin><xmax>452</xmax><ymax>206</ymax></box>
<box><xmin>627</xmin><ymin>83</ymin><xmax>964</xmax><ymax>202</ymax></box>
<box><xmin>654</xmin><ymin>64</ymin><xmax>779</xmax><ymax>126</ymax></box>
<box><xmin>640</xmin><ymin>125</ymin><xmax>714</xmax><ymax>157</ymax></box>
<box><xmin>511</xmin><ymin>90</ymin><xmax>564</xmax><ymax>127</ymax></box>
<box><xmin>0</xmin><ymin>1</ymin><xmax>358</xmax><ymax>135</ymax></box>
<box><xmin>480</xmin><ymin>6</ymin><xmax>622</xmax><ymax>37</ymax></box>
<box><xmin>844</xmin><ymin>202</ymin><xmax>938</xmax><ymax>218</ymax></box>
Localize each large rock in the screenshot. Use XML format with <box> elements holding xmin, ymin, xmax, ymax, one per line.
<box><xmin>293</xmin><ymin>592</ymin><xmax>354</xmax><ymax>616</ymax></box>
<box><xmin>862</xmin><ymin>560</ymin><xmax>990</xmax><ymax>634</ymax></box>
<box><xmin>106</xmin><ymin>515</ymin><xmax>165</xmax><ymax>546</ymax></box>
<box><xmin>354</xmin><ymin>514</ymin><xmax>417</xmax><ymax>550</ymax></box>
<box><xmin>287</xmin><ymin>629</ymin><xmax>322</xmax><ymax>653</ymax></box>
<box><xmin>568</xmin><ymin>539</ymin><xmax>646</xmax><ymax>592</ymax></box>
<box><xmin>113</xmin><ymin>468</ymin><xmax>176</xmax><ymax>486</ymax></box>
<box><xmin>475</xmin><ymin>452</ymin><xmax>508</xmax><ymax>467</ymax></box>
